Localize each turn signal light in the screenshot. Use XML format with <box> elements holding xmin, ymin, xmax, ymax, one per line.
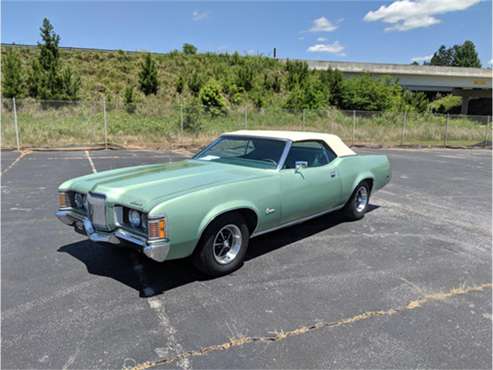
<box><xmin>58</xmin><ymin>192</ymin><xmax>68</xmax><ymax>208</ymax></box>
<box><xmin>148</xmin><ymin>218</ymin><xmax>166</xmax><ymax>240</ymax></box>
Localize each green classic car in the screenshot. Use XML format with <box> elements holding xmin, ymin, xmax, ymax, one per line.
<box><xmin>56</xmin><ymin>130</ymin><xmax>391</xmax><ymax>276</ymax></box>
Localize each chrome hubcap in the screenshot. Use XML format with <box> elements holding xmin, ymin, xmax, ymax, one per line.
<box><xmin>355</xmin><ymin>187</ymin><xmax>368</xmax><ymax>212</ymax></box>
<box><xmin>213</xmin><ymin>224</ymin><xmax>242</xmax><ymax>264</ymax></box>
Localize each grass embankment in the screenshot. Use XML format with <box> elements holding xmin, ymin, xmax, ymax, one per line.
<box><xmin>1</xmin><ymin>100</ymin><xmax>490</xmax><ymax>150</ymax></box>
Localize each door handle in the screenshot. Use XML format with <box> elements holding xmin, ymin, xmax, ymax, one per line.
<box><xmin>329</xmin><ymin>170</ymin><xmax>336</xmax><ymax>178</ymax></box>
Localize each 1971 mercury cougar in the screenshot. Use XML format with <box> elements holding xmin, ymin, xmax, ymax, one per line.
<box><xmin>56</xmin><ymin>130</ymin><xmax>391</xmax><ymax>276</ymax></box>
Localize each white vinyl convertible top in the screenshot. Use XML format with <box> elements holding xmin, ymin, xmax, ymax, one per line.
<box><xmin>224</xmin><ymin>130</ymin><xmax>356</xmax><ymax>157</ymax></box>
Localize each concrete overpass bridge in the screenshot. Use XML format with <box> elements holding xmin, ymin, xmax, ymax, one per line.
<box><xmin>306</xmin><ymin>60</ymin><xmax>492</xmax><ymax>115</ymax></box>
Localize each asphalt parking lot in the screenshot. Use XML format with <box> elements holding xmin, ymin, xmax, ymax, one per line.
<box><xmin>1</xmin><ymin>147</ymin><xmax>492</xmax><ymax>369</ymax></box>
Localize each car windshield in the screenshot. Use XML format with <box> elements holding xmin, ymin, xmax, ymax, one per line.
<box><xmin>194</xmin><ymin>136</ymin><xmax>287</xmax><ymax>169</ymax></box>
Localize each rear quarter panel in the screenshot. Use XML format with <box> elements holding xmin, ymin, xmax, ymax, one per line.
<box><xmin>149</xmin><ymin>174</ymin><xmax>281</xmax><ymax>260</ymax></box>
<box><xmin>337</xmin><ymin>154</ymin><xmax>391</xmax><ymax>202</ymax></box>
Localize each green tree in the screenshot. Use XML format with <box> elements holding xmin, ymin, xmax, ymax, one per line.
<box><xmin>263</xmin><ymin>72</ymin><xmax>282</xmax><ymax>93</ymax></box>
<box><xmin>138</xmin><ymin>53</ymin><xmax>159</xmax><ymax>95</ymax></box>
<box><xmin>320</xmin><ymin>68</ymin><xmax>343</xmax><ymax>107</ymax></box>
<box><xmin>236</xmin><ymin>63</ymin><xmax>254</xmax><ymax>91</ymax></box>
<box><xmin>430</xmin><ymin>41</ymin><xmax>481</xmax><ymax>68</ymax></box>
<box><xmin>2</xmin><ymin>48</ymin><xmax>23</xmax><ymax>98</ymax></box>
<box><xmin>60</xmin><ymin>67</ymin><xmax>81</xmax><ymax>100</ymax></box>
<box><xmin>285</xmin><ymin>60</ymin><xmax>309</xmax><ymax>90</ymax></box>
<box><xmin>182</xmin><ymin>43</ymin><xmax>198</xmax><ymax>55</ymax></box>
<box><xmin>453</xmin><ymin>40</ymin><xmax>481</xmax><ymax>68</ymax></box>
<box><xmin>430</xmin><ymin>45</ymin><xmax>454</xmax><ymax>66</ymax></box>
<box><xmin>199</xmin><ymin>79</ymin><xmax>227</xmax><ymax>115</ymax></box>
<box><xmin>123</xmin><ymin>85</ymin><xmax>137</xmax><ymax>113</ymax></box>
<box><xmin>26</xmin><ymin>18</ymin><xmax>80</xmax><ymax>100</ymax></box>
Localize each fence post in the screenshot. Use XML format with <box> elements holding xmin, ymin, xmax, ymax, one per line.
<box><xmin>244</xmin><ymin>107</ymin><xmax>248</xmax><ymax>128</ymax></box>
<box><xmin>180</xmin><ymin>103</ymin><xmax>184</xmax><ymax>134</ymax></box>
<box><xmin>352</xmin><ymin>110</ymin><xmax>356</xmax><ymax>146</ymax></box>
<box><xmin>400</xmin><ymin>111</ymin><xmax>407</xmax><ymax>146</ymax></box>
<box><xmin>484</xmin><ymin>116</ymin><xmax>491</xmax><ymax>148</ymax></box>
<box><xmin>444</xmin><ymin>113</ymin><xmax>449</xmax><ymax>147</ymax></box>
<box><xmin>12</xmin><ymin>97</ymin><xmax>20</xmax><ymax>151</ymax></box>
<box><xmin>302</xmin><ymin>109</ymin><xmax>305</xmax><ymax>129</ymax></box>
<box><xmin>103</xmin><ymin>97</ymin><xmax>108</xmax><ymax>150</ymax></box>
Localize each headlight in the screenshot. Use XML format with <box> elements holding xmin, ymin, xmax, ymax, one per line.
<box><xmin>74</xmin><ymin>193</ymin><xmax>85</xmax><ymax>209</ymax></box>
<box><xmin>128</xmin><ymin>209</ymin><xmax>141</xmax><ymax>227</ymax></box>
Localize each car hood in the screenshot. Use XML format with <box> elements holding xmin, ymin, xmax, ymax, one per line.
<box><xmin>61</xmin><ymin>160</ymin><xmax>271</xmax><ymax>211</ymax></box>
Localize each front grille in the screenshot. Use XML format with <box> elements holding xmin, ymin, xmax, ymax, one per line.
<box><xmin>87</xmin><ymin>193</ymin><xmax>107</xmax><ymax>229</ymax></box>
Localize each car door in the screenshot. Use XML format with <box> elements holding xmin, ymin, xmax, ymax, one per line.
<box><xmin>279</xmin><ymin>140</ymin><xmax>342</xmax><ymax>224</ymax></box>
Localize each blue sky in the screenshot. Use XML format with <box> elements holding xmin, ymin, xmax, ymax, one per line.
<box><xmin>2</xmin><ymin>1</ymin><xmax>491</xmax><ymax>66</ymax></box>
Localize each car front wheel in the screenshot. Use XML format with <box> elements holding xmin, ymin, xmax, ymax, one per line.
<box><xmin>192</xmin><ymin>213</ymin><xmax>250</xmax><ymax>276</ymax></box>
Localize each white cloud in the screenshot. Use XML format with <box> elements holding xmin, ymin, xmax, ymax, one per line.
<box><xmin>411</xmin><ymin>54</ymin><xmax>433</xmax><ymax>63</ymax></box>
<box><xmin>192</xmin><ymin>10</ymin><xmax>209</xmax><ymax>21</ymax></box>
<box><xmin>364</xmin><ymin>0</ymin><xmax>480</xmax><ymax>31</ymax></box>
<box><xmin>317</xmin><ymin>37</ymin><xmax>327</xmax><ymax>42</ymax></box>
<box><xmin>307</xmin><ymin>41</ymin><xmax>346</xmax><ymax>56</ymax></box>
<box><xmin>309</xmin><ymin>16</ymin><xmax>338</xmax><ymax>32</ymax></box>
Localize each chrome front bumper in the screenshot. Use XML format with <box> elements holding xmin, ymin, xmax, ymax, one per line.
<box><xmin>56</xmin><ymin>210</ymin><xmax>170</xmax><ymax>262</ymax></box>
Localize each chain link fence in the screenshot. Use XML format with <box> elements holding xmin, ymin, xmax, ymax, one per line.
<box><xmin>1</xmin><ymin>97</ymin><xmax>491</xmax><ymax>151</ymax></box>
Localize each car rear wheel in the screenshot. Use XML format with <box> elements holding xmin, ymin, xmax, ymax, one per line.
<box><xmin>192</xmin><ymin>213</ymin><xmax>250</xmax><ymax>276</ymax></box>
<box><xmin>343</xmin><ymin>181</ymin><xmax>370</xmax><ymax>220</ymax></box>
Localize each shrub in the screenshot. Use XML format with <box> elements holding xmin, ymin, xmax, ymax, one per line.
<box><xmin>236</xmin><ymin>63</ymin><xmax>255</xmax><ymax>91</ymax></box>
<box><xmin>182</xmin><ymin>99</ymin><xmax>202</xmax><ymax>133</ymax></box>
<box><xmin>199</xmin><ymin>79</ymin><xmax>228</xmax><ymax>116</ymax></box>
<box><xmin>340</xmin><ymin>74</ymin><xmax>402</xmax><ymax>111</ymax></box>
<box><xmin>428</xmin><ymin>94</ymin><xmax>462</xmax><ymax>114</ymax></box>
<box><xmin>123</xmin><ymin>85</ymin><xmax>137</xmax><ymax>113</ymax></box>
<box><xmin>176</xmin><ymin>75</ymin><xmax>185</xmax><ymax>95</ymax></box>
<box><xmin>285</xmin><ymin>60</ymin><xmax>309</xmax><ymax>90</ymax></box>
<box><xmin>188</xmin><ymin>71</ymin><xmax>205</xmax><ymax>96</ymax></box>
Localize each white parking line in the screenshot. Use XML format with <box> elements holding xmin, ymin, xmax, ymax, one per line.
<box><xmin>1</xmin><ymin>150</ymin><xmax>31</xmax><ymax>175</ymax></box>
<box><xmin>84</xmin><ymin>150</ymin><xmax>97</xmax><ymax>173</ymax></box>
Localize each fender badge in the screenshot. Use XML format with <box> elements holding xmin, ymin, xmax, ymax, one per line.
<box><xmin>265</xmin><ymin>208</ymin><xmax>276</xmax><ymax>215</ymax></box>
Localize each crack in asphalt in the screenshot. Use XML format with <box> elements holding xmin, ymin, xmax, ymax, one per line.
<box><xmin>126</xmin><ymin>282</ymin><xmax>492</xmax><ymax>370</ymax></box>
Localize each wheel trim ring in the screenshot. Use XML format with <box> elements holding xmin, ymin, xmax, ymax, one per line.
<box><xmin>355</xmin><ymin>187</ymin><xmax>368</xmax><ymax>212</ymax></box>
<box><xmin>212</xmin><ymin>224</ymin><xmax>242</xmax><ymax>265</ymax></box>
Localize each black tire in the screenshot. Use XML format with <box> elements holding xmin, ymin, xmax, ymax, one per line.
<box><xmin>192</xmin><ymin>213</ymin><xmax>250</xmax><ymax>277</ymax></box>
<box><xmin>343</xmin><ymin>181</ymin><xmax>370</xmax><ymax>220</ymax></box>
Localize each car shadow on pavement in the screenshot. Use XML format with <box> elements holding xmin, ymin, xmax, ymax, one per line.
<box><xmin>58</xmin><ymin>205</ymin><xmax>379</xmax><ymax>297</ymax></box>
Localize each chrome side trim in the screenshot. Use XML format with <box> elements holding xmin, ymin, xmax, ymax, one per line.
<box><xmin>251</xmin><ymin>205</ymin><xmax>344</xmax><ymax>238</ymax></box>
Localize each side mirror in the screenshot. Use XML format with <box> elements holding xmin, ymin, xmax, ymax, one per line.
<box><xmin>295</xmin><ymin>161</ymin><xmax>308</xmax><ymax>173</ymax></box>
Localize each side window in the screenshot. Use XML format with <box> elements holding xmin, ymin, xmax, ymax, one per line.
<box><xmin>283</xmin><ymin>141</ymin><xmax>335</xmax><ymax>169</ymax></box>
<box><xmin>323</xmin><ymin>145</ymin><xmax>337</xmax><ymax>163</ymax></box>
